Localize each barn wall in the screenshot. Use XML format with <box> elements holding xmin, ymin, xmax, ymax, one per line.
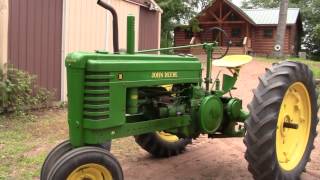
<box><xmin>157</xmin><ymin>10</ymin><xmax>161</xmax><ymax>49</ymax></box>
<box><xmin>0</xmin><ymin>0</ymin><xmax>9</xmax><ymax>68</ymax></box>
<box><xmin>6</xmin><ymin>0</ymin><xmax>161</xmax><ymax>101</ymax></box>
<box><xmin>63</xmin><ymin>0</ymin><xmax>107</xmax><ymax>54</ymax></box>
<box><xmin>251</xmin><ymin>26</ymin><xmax>291</xmax><ymax>55</ymax></box>
<box><xmin>139</xmin><ymin>7</ymin><xmax>160</xmax><ymax>50</ymax></box>
<box><xmin>62</xmin><ymin>0</ymin><xmax>108</xmax><ymax>100</ymax></box>
<box><xmin>107</xmin><ymin>0</ymin><xmax>140</xmax><ymax>52</ymax></box>
<box><xmin>8</xmin><ymin>0</ymin><xmax>63</xmax><ymax>99</ymax></box>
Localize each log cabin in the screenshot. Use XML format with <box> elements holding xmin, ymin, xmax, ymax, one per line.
<box><xmin>174</xmin><ymin>0</ymin><xmax>302</xmax><ymax>56</ymax></box>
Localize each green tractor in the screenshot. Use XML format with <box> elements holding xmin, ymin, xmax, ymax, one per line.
<box><xmin>41</xmin><ymin>1</ymin><xmax>319</xmax><ymax>180</ymax></box>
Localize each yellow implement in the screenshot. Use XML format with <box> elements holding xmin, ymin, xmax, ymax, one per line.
<box><xmin>213</xmin><ymin>55</ymin><xmax>253</xmax><ymax>68</ymax></box>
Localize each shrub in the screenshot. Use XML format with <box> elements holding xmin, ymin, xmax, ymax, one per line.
<box><xmin>0</xmin><ymin>67</ymin><xmax>53</xmax><ymax>115</ymax></box>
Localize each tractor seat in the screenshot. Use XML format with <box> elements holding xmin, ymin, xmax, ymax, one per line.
<box><xmin>213</xmin><ymin>55</ymin><xmax>253</xmax><ymax>68</ymax></box>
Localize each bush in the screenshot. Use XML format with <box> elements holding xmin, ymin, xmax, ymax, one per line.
<box><xmin>0</xmin><ymin>67</ymin><xmax>53</xmax><ymax>115</ymax></box>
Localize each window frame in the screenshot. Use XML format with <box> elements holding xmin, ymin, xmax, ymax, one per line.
<box><xmin>231</xmin><ymin>27</ymin><xmax>242</xmax><ymax>37</ymax></box>
<box><xmin>263</xmin><ymin>28</ymin><xmax>273</xmax><ymax>38</ymax></box>
<box><xmin>185</xmin><ymin>29</ymin><xmax>193</xmax><ymax>39</ymax></box>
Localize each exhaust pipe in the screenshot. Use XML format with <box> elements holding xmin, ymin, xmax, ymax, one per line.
<box><xmin>97</xmin><ymin>0</ymin><xmax>119</xmax><ymax>53</ymax></box>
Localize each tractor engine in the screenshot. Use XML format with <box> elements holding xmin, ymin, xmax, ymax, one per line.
<box><xmin>138</xmin><ymin>86</ymin><xmax>188</xmax><ymax>119</ymax></box>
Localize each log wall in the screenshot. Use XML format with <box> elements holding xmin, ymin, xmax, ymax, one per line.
<box><xmin>251</xmin><ymin>26</ymin><xmax>291</xmax><ymax>55</ymax></box>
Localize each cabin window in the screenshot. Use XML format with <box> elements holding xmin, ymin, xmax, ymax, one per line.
<box><xmin>185</xmin><ymin>29</ymin><xmax>193</xmax><ymax>39</ymax></box>
<box><xmin>231</xmin><ymin>28</ymin><xmax>241</xmax><ymax>37</ymax></box>
<box><xmin>227</xmin><ymin>12</ymin><xmax>239</xmax><ymax>21</ymax></box>
<box><xmin>263</xmin><ymin>29</ymin><xmax>273</xmax><ymax>38</ymax></box>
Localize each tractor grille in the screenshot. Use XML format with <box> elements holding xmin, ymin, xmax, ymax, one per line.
<box><xmin>83</xmin><ymin>71</ymin><xmax>111</xmax><ymax>121</ymax></box>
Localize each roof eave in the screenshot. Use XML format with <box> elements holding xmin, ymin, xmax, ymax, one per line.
<box><xmin>223</xmin><ymin>0</ymin><xmax>256</xmax><ymax>25</ymax></box>
<box><xmin>254</xmin><ymin>23</ymin><xmax>296</xmax><ymax>26</ymax></box>
<box><xmin>124</xmin><ymin>0</ymin><xmax>163</xmax><ymax>13</ymax></box>
<box><xmin>149</xmin><ymin>0</ymin><xmax>163</xmax><ymax>13</ymax></box>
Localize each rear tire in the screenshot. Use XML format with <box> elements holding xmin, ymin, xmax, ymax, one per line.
<box><xmin>135</xmin><ymin>132</ymin><xmax>191</xmax><ymax>157</ymax></box>
<box><xmin>244</xmin><ymin>61</ymin><xmax>319</xmax><ymax>180</ymax></box>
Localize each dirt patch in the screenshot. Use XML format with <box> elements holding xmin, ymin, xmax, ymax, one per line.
<box><xmin>120</xmin><ymin>133</ymin><xmax>320</xmax><ymax>180</ymax></box>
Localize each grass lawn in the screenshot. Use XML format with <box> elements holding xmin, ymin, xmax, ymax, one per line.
<box><xmin>254</xmin><ymin>56</ymin><xmax>320</xmax><ymax>79</ymax></box>
<box><xmin>0</xmin><ymin>109</ymin><xmax>141</xmax><ymax>180</ymax></box>
<box><xmin>0</xmin><ymin>110</ymin><xmax>68</xmax><ymax>180</ymax></box>
<box><xmin>254</xmin><ymin>56</ymin><xmax>320</xmax><ymax>105</ymax></box>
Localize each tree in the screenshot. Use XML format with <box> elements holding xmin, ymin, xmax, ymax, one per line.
<box><xmin>155</xmin><ymin>0</ymin><xmax>212</xmax><ymax>50</ymax></box>
<box><xmin>274</xmin><ymin>0</ymin><xmax>289</xmax><ymax>58</ymax></box>
<box><xmin>242</xmin><ymin>0</ymin><xmax>280</xmax><ymax>8</ymax></box>
<box><xmin>302</xmin><ymin>0</ymin><xmax>320</xmax><ymax>59</ymax></box>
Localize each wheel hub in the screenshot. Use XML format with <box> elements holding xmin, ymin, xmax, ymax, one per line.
<box><xmin>276</xmin><ymin>82</ymin><xmax>311</xmax><ymax>171</ymax></box>
<box><xmin>67</xmin><ymin>163</ymin><xmax>112</xmax><ymax>180</ymax></box>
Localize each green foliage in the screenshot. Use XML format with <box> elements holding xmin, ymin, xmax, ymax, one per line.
<box><xmin>317</xmin><ymin>85</ymin><xmax>320</xmax><ymax>106</ymax></box>
<box><xmin>155</xmin><ymin>0</ymin><xmax>212</xmax><ymax>50</ymax></box>
<box><xmin>0</xmin><ymin>67</ymin><xmax>53</xmax><ymax>116</ymax></box>
<box><xmin>242</xmin><ymin>0</ymin><xmax>320</xmax><ymax>59</ymax></box>
<box><xmin>302</xmin><ymin>0</ymin><xmax>320</xmax><ymax>59</ymax></box>
<box><xmin>242</xmin><ymin>0</ymin><xmax>280</xmax><ymax>8</ymax></box>
<box><xmin>189</xmin><ymin>18</ymin><xmax>203</xmax><ymax>33</ymax></box>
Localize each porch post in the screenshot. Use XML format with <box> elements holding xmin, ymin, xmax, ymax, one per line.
<box><xmin>246</xmin><ymin>23</ymin><xmax>249</xmax><ymax>37</ymax></box>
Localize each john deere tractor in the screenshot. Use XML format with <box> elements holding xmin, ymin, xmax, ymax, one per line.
<box><xmin>41</xmin><ymin>1</ymin><xmax>319</xmax><ymax>180</ymax></box>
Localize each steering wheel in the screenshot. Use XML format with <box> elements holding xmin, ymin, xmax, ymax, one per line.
<box><xmin>204</xmin><ymin>27</ymin><xmax>232</xmax><ymax>59</ymax></box>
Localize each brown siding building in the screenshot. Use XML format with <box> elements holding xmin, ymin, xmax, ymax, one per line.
<box><xmin>0</xmin><ymin>0</ymin><xmax>162</xmax><ymax>100</ymax></box>
<box><xmin>174</xmin><ymin>0</ymin><xmax>302</xmax><ymax>56</ymax></box>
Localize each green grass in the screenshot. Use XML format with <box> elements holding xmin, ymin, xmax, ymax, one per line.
<box><xmin>254</xmin><ymin>56</ymin><xmax>320</xmax><ymax>79</ymax></box>
<box><xmin>0</xmin><ymin>110</ymin><xmax>141</xmax><ymax>180</ymax></box>
<box><xmin>254</xmin><ymin>56</ymin><xmax>320</xmax><ymax>106</ymax></box>
<box><xmin>288</xmin><ymin>57</ymin><xmax>320</xmax><ymax>79</ymax></box>
<box><xmin>317</xmin><ymin>86</ymin><xmax>320</xmax><ymax>106</ymax></box>
<box><xmin>0</xmin><ymin>110</ymin><xmax>68</xmax><ymax>180</ymax></box>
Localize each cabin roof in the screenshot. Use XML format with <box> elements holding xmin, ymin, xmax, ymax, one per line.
<box><xmin>197</xmin><ymin>0</ymin><xmax>300</xmax><ymax>26</ymax></box>
<box><xmin>242</xmin><ymin>8</ymin><xmax>300</xmax><ymax>25</ymax></box>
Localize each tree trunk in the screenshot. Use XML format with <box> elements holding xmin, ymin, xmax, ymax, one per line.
<box><xmin>274</xmin><ymin>0</ymin><xmax>289</xmax><ymax>58</ymax></box>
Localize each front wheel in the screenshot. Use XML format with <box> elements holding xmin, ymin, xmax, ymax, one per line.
<box><xmin>47</xmin><ymin>146</ymin><xmax>123</xmax><ymax>180</ymax></box>
<box><xmin>244</xmin><ymin>61</ymin><xmax>319</xmax><ymax>180</ymax></box>
<box><xmin>41</xmin><ymin>140</ymin><xmax>111</xmax><ymax>180</ymax></box>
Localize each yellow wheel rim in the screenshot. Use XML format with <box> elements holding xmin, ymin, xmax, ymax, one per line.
<box><xmin>276</xmin><ymin>82</ymin><xmax>311</xmax><ymax>171</ymax></box>
<box><xmin>156</xmin><ymin>131</ymin><xmax>179</xmax><ymax>142</ymax></box>
<box><xmin>67</xmin><ymin>163</ymin><xmax>112</xmax><ymax>180</ymax></box>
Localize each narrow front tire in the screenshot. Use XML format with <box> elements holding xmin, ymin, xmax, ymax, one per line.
<box><xmin>47</xmin><ymin>146</ymin><xmax>123</xmax><ymax>180</ymax></box>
